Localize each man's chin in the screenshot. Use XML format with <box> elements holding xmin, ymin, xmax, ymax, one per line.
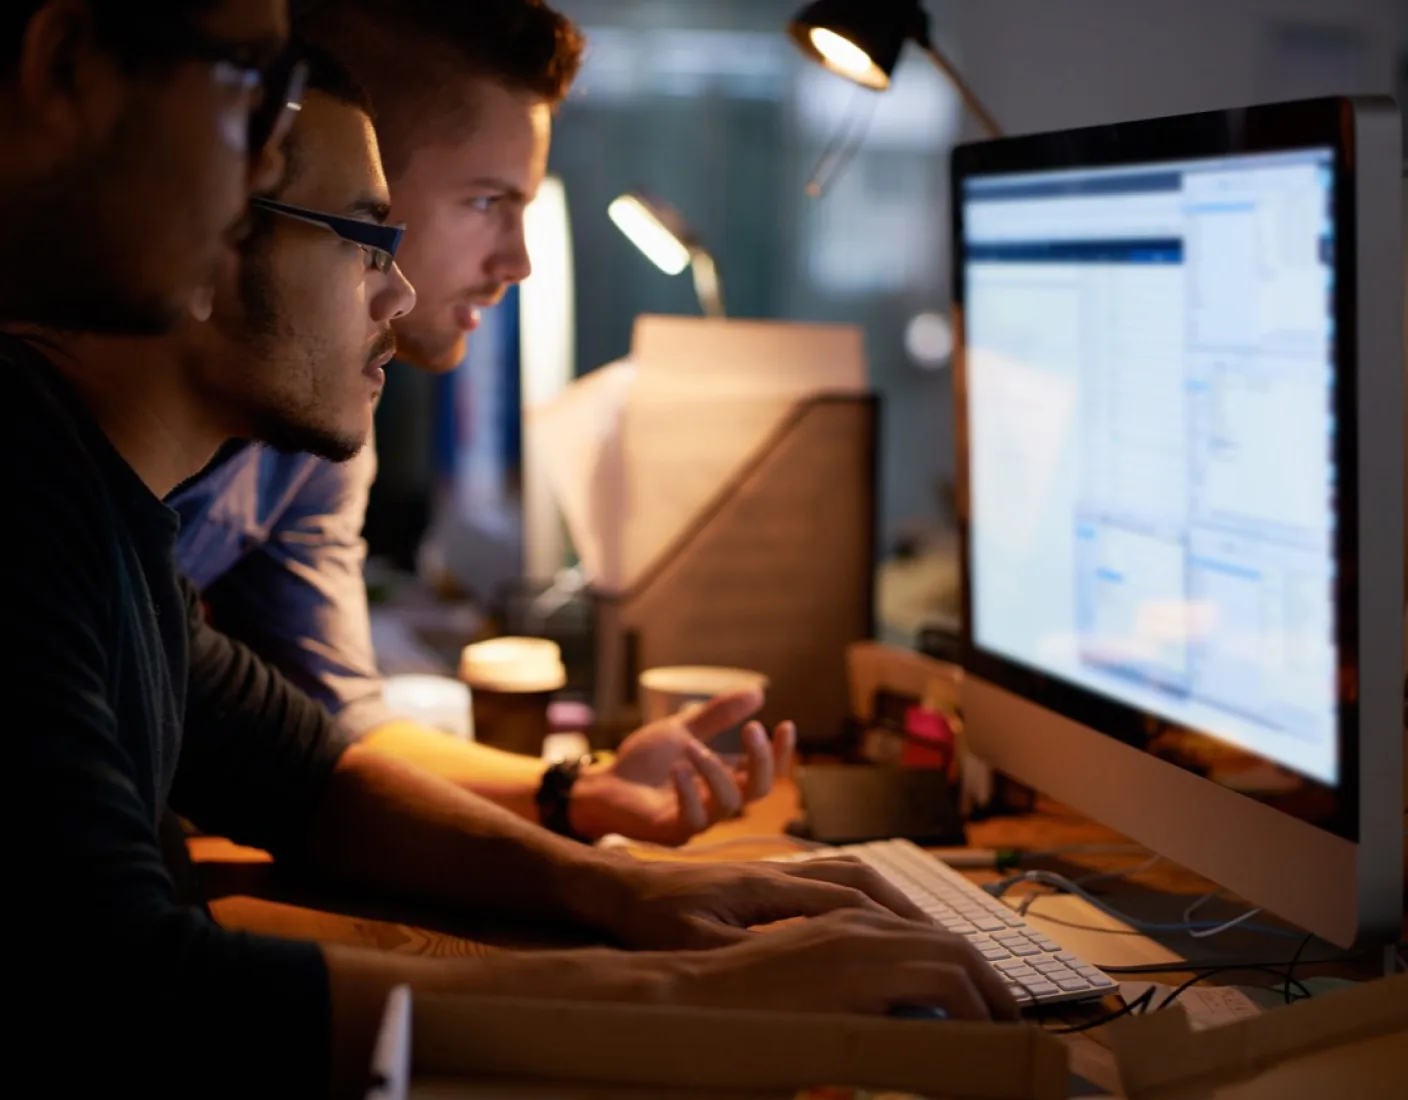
<box><xmin>392</xmin><ymin>321</ymin><xmax>467</xmax><ymax>374</ymax></box>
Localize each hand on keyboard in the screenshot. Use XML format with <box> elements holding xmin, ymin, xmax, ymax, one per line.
<box><xmin>605</xmin><ymin>855</ymin><xmax>930</xmax><ymax>950</ymax></box>
<box><xmin>673</xmin><ymin>908</ymin><xmax>1022</xmax><ymax>1021</ymax></box>
<box><xmin>770</xmin><ymin>840</ymin><xmax>1118</xmax><ymax>1008</ymax></box>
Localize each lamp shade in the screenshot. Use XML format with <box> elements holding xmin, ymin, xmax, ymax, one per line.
<box><xmin>608</xmin><ymin>191</ymin><xmax>693</xmax><ymax>275</ymax></box>
<box><xmin>788</xmin><ymin>0</ymin><xmax>926</xmax><ymax>91</ymax></box>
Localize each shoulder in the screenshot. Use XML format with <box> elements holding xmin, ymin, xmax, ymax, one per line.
<box><xmin>268</xmin><ymin>443</ymin><xmax>378</xmax><ymax>527</ymax></box>
<box><xmin>0</xmin><ymin>337</ymin><xmax>109</xmax><ymax>508</ymax></box>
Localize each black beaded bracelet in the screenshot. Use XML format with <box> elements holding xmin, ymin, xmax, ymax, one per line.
<box><xmin>536</xmin><ymin>754</ymin><xmax>594</xmax><ymax>842</ymax></box>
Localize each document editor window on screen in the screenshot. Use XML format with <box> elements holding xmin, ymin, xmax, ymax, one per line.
<box><xmin>964</xmin><ymin>151</ymin><xmax>1339</xmax><ymax>783</ymax></box>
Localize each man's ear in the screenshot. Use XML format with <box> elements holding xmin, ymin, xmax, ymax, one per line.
<box><xmin>15</xmin><ymin>1</ymin><xmax>125</xmax><ymax>141</ymax></box>
<box><xmin>189</xmin><ymin>284</ymin><xmax>216</xmax><ymax>324</ymax></box>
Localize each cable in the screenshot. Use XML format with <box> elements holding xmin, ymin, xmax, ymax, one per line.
<box><xmin>988</xmin><ymin>870</ymin><xmax>1303</xmax><ymax>941</ymax></box>
<box><xmin>1283</xmin><ymin>932</ymin><xmax>1316</xmax><ymax>1005</ymax></box>
<box><xmin>1155</xmin><ymin>965</ymin><xmax>1312</xmax><ymax>1011</ymax></box>
<box><xmin>1046</xmin><ymin>985</ymin><xmax>1156</xmax><ymax>1034</ymax></box>
<box><xmin>1176</xmin><ymin>891</ymin><xmax>1273</xmax><ymax>939</ymax></box>
<box><xmin>1047</xmin><ymin>960</ymin><xmax>1315</xmax><ymax>1037</ymax></box>
<box><xmin>804</xmin><ymin>86</ymin><xmax>879</xmax><ymax>199</ymax></box>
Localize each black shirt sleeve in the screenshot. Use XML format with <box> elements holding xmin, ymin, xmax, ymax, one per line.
<box><xmin>4</xmin><ymin>356</ymin><xmax>338</xmax><ymax>1097</ymax></box>
<box><xmin>172</xmin><ymin>579</ymin><xmax>351</xmax><ymax>856</ymax></box>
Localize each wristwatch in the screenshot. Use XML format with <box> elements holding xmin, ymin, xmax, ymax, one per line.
<box><xmin>536</xmin><ymin>754</ymin><xmax>595</xmax><ymax>842</ymax></box>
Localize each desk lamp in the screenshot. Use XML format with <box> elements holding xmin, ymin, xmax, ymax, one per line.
<box><xmin>608</xmin><ymin>190</ymin><xmax>726</xmax><ymax>319</ymax></box>
<box><xmin>787</xmin><ymin>0</ymin><xmax>1003</xmax><ymax>139</ymax></box>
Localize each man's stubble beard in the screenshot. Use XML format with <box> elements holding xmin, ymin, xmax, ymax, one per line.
<box><xmin>232</xmin><ymin>254</ymin><xmax>367</xmax><ymax>464</ymax></box>
<box><xmin>392</xmin><ymin>314</ymin><xmax>466</xmax><ymax>374</ymax></box>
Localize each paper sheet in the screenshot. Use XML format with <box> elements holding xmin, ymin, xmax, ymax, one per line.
<box><xmin>524</xmin><ymin>360</ymin><xmax>635</xmax><ymax>587</ymax></box>
<box><xmin>1117</xmin><ymin>981</ymin><xmax>1263</xmax><ymax>1030</ymax></box>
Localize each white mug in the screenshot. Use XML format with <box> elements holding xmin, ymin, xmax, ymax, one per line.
<box><xmin>639</xmin><ymin>665</ymin><xmax>769</xmax><ymax>725</ymax></box>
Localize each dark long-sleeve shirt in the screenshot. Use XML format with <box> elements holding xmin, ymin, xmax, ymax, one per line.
<box><xmin>2</xmin><ymin>334</ymin><xmax>350</xmax><ymax>1096</ymax></box>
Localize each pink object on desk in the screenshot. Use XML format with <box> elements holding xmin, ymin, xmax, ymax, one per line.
<box><xmin>901</xmin><ymin>705</ymin><xmax>955</xmax><ymax>771</ymax></box>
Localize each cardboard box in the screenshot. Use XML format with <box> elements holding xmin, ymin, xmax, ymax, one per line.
<box><xmin>367</xmin><ymin>987</ymin><xmax>1069</xmax><ymax>1100</ymax></box>
<box><xmin>1108</xmin><ymin>972</ymin><xmax>1408</xmax><ymax>1099</ymax></box>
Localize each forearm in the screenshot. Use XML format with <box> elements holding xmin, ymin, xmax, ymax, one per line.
<box><xmin>304</xmin><ymin>744</ymin><xmax>629</xmax><ymax>930</ymax></box>
<box><xmin>324</xmin><ymin>943</ymin><xmax>676</xmax><ymax>1100</ymax></box>
<box><xmin>359</xmin><ymin>719</ymin><xmax>547</xmax><ymax>823</ymax></box>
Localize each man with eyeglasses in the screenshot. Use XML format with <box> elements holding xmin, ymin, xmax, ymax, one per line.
<box><xmin>0</xmin><ymin>1</ymin><xmax>308</xmax><ymax>333</ymax></box>
<box><xmin>168</xmin><ymin>0</ymin><xmax>798</xmax><ymax>852</ymax></box>
<box><xmin>4</xmin><ymin>37</ymin><xmax>1015</xmax><ymax>1098</ymax></box>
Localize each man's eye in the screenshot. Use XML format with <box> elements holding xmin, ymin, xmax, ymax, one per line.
<box><xmin>468</xmin><ymin>196</ymin><xmax>498</xmax><ymax>213</ymax></box>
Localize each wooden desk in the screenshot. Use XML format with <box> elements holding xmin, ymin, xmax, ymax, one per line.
<box><xmin>190</xmin><ymin>780</ymin><xmax>1393</xmax><ymax>1097</ymax></box>
<box><xmin>191</xmin><ymin>779</ymin><xmax>1385</xmax><ymax>969</ymax></box>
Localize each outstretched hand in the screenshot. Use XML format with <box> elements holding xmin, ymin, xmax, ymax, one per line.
<box><xmin>569</xmin><ymin>689</ymin><xmax>795</xmax><ymax>845</ymax></box>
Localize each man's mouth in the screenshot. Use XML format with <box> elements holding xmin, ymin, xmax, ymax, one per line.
<box><xmin>366</xmin><ymin>331</ymin><xmax>397</xmax><ymax>375</ymax></box>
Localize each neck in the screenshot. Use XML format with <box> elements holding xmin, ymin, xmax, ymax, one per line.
<box><xmin>6</xmin><ymin>326</ymin><xmax>227</xmax><ymax>499</ymax></box>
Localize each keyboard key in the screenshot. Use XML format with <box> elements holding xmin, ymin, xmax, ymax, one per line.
<box><xmin>1056</xmin><ymin>978</ymin><xmax>1092</xmax><ymax>992</ymax></box>
<box><xmin>1020</xmin><ymin>981</ymin><xmax>1060</xmax><ymax>998</ymax></box>
<box><xmin>1029</xmin><ymin>935</ymin><xmax>1060</xmax><ymax>951</ymax></box>
<box><xmin>1056</xmin><ymin>952</ymin><xmax>1080</xmax><ymax>963</ymax></box>
<box><xmin>995</xmin><ymin>958</ymin><xmax>1031</xmax><ymax>972</ymax></box>
<box><xmin>1034</xmin><ymin>960</ymin><xmax>1069</xmax><ymax>975</ymax></box>
<box><xmin>993</xmin><ymin>932</ymin><xmax>1029</xmax><ymax>945</ymax></box>
<box><xmin>1009</xmin><ymin>944</ymin><xmax>1043</xmax><ymax>957</ymax></box>
<box><xmin>972</xmin><ymin>918</ymin><xmax>1007</xmax><ymax>932</ymax></box>
<box><xmin>941</xmin><ymin>922</ymin><xmax>979</xmax><ymax>935</ymax></box>
<box><xmin>1004</xmin><ymin>967</ymin><xmax>1042</xmax><ymax>983</ymax></box>
<box><xmin>978</xmin><ymin>945</ymin><xmax>1010</xmax><ymax>961</ymax></box>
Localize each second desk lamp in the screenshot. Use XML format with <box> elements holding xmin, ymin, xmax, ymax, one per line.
<box><xmin>608</xmin><ymin>190</ymin><xmax>726</xmax><ymax>319</ymax></box>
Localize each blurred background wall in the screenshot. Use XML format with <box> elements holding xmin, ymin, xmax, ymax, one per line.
<box><xmin>369</xmin><ymin>0</ymin><xmax>1408</xmax><ymax>643</ymax></box>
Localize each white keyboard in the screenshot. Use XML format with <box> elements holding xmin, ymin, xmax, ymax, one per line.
<box><xmin>772</xmin><ymin>838</ymin><xmax>1116</xmax><ymax>1008</ymax></box>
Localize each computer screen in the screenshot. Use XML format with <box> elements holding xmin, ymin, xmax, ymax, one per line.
<box><xmin>963</xmin><ymin>150</ymin><xmax>1339</xmax><ymax>785</ymax></box>
<box><xmin>951</xmin><ymin>97</ymin><xmax>1403</xmax><ymax>948</ymax></box>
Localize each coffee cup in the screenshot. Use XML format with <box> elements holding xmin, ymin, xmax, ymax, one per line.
<box><xmin>639</xmin><ymin>665</ymin><xmax>769</xmax><ymax>753</ymax></box>
<box><xmin>460</xmin><ymin>637</ymin><xmax>566</xmax><ymax>757</ymax></box>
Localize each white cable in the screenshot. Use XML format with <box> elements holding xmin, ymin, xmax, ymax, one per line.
<box><xmin>988</xmin><ymin>869</ymin><xmax>1301</xmax><ymax>940</ymax></box>
<box><xmin>1183</xmin><ymin>892</ymin><xmax>1218</xmax><ymax>923</ymax></box>
<box><xmin>1186</xmin><ymin>905</ymin><xmax>1265</xmax><ymax>939</ymax></box>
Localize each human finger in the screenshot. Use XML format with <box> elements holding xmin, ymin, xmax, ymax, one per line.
<box><xmin>772</xmin><ymin>720</ymin><xmax>796</xmax><ymax>781</ymax></box>
<box><xmin>776</xmin><ymin>859</ymin><xmax>929</xmax><ymax>922</ymax></box>
<box><xmin>671</xmin><ymin>763</ymin><xmax>710</xmax><ymax>838</ymax></box>
<box><xmin>737</xmin><ymin>721</ymin><xmax>772</xmax><ymax>801</ymax></box>
<box><xmin>684</xmin><ymin>741</ymin><xmax>744</xmax><ymax>821</ymax></box>
<box><xmin>679</xmin><ymin>690</ymin><xmax>764</xmax><ymax>742</ymax></box>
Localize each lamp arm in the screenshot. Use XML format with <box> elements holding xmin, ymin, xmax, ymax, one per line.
<box><xmin>910</xmin><ymin>12</ymin><xmax>1003</xmax><ymax>140</ymax></box>
<box><xmin>690</xmin><ymin>250</ymin><xmax>726</xmax><ymax>318</ymax></box>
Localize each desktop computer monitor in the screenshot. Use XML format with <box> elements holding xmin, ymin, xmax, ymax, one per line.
<box><xmin>952</xmin><ymin>96</ymin><xmax>1403</xmax><ymax>948</ymax></box>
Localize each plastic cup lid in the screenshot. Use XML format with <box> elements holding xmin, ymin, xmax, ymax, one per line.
<box><xmin>461</xmin><ymin>637</ymin><xmax>566</xmax><ymax>693</ymax></box>
<box><xmin>638</xmin><ymin>665</ymin><xmax>769</xmax><ymax>696</ymax></box>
